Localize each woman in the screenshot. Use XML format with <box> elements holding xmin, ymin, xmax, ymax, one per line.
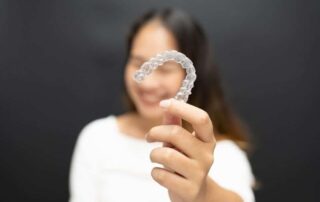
<box><xmin>69</xmin><ymin>8</ymin><xmax>255</xmax><ymax>202</ymax></box>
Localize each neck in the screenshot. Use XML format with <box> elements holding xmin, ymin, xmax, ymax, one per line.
<box><xmin>134</xmin><ymin>112</ymin><xmax>162</xmax><ymax>132</ymax></box>
<box><xmin>117</xmin><ymin>111</ymin><xmax>162</xmax><ymax>140</ymax></box>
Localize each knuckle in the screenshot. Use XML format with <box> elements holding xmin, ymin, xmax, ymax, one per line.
<box><xmin>198</xmin><ymin>169</ymin><xmax>207</xmax><ymax>181</ymax></box>
<box><xmin>148</xmin><ymin>126</ymin><xmax>158</xmax><ymax>137</ymax></box>
<box><xmin>204</xmin><ymin>153</ymin><xmax>214</xmax><ymax>168</ymax></box>
<box><xmin>194</xmin><ymin>163</ymin><xmax>208</xmax><ymax>181</ymax></box>
<box><xmin>187</xmin><ymin>183</ymin><xmax>199</xmax><ymax>199</ymax></box>
<box><xmin>209</xmin><ymin>155</ymin><xmax>214</xmax><ymax>166</ymax></box>
<box><xmin>193</xmin><ymin>154</ymin><xmax>213</xmax><ymax>179</ymax></box>
<box><xmin>163</xmin><ymin>148</ymin><xmax>174</xmax><ymax>161</ymax></box>
<box><xmin>169</xmin><ymin>125</ymin><xmax>181</xmax><ymax>137</ymax></box>
<box><xmin>152</xmin><ymin>168</ymin><xmax>165</xmax><ymax>182</ymax></box>
<box><xmin>197</xmin><ymin>110</ymin><xmax>210</xmax><ymax>125</ymax></box>
<box><xmin>210</xmin><ymin>141</ymin><xmax>216</xmax><ymax>153</ymax></box>
<box><xmin>207</xmin><ymin>152</ymin><xmax>214</xmax><ymax>164</ymax></box>
<box><xmin>149</xmin><ymin>149</ymin><xmax>157</xmax><ymax>162</ymax></box>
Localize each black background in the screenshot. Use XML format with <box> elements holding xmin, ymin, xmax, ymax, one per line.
<box><xmin>1</xmin><ymin>0</ymin><xmax>319</xmax><ymax>201</ymax></box>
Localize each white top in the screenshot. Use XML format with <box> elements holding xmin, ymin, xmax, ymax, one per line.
<box><xmin>69</xmin><ymin>115</ymin><xmax>255</xmax><ymax>202</ymax></box>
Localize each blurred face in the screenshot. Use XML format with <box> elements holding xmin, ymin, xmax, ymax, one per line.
<box><xmin>125</xmin><ymin>20</ymin><xmax>185</xmax><ymax>120</ymax></box>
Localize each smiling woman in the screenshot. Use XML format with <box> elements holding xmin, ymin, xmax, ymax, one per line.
<box><xmin>69</xmin><ymin>8</ymin><xmax>255</xmax><ymax>202</ymax></box>
<box><xmin>125</xmin><ymin>19</ymin><xmax>186</xmax><ymax>119</ymax></box>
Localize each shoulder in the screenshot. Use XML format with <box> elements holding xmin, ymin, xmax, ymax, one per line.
<box><xmin>214</xmin><ymin>140</ymin><xmax>248</xmax><ymax>162</ymax></box>
<box><xmin>213</xmin><ymin>139</ymin><xmax>253</xmax><ymax>177</ymax></box>
<box><xmin>80</xmin><ymin>115</ymin><xmax>116</xmax><ymax>134</ymax></box>
<box><xmin>75</xmin><ymin>115</ymin><xmax>117</xmax><ymax>150</ymax></box>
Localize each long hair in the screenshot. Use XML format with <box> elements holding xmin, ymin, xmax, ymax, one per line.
<box><xmin>122</xmin><ymin>8</ymin><xmax>251</xmax><ymax>150</ymax></box>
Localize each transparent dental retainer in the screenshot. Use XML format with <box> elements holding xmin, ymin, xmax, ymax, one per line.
<box><xmin>133</xmin><ymin>50</ymin><xmax>196</xmax><ymax>103</ymax></box>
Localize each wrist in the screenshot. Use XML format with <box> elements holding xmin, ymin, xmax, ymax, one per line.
<box><xmin>202</xmin><ymin>177</ymin><xmax>243</xmax><ymax>202</ymax></box>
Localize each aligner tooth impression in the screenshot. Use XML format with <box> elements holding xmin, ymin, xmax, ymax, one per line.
<box><xmin>133</xmin><ymin>50</ymin><xmax>196</xmax><ymax>103</ymax></box>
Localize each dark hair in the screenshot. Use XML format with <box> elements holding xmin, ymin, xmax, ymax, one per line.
<box><xmin>122</xmin><ymin>8</ymin><xmax>250</xmax><ymax>149</ymax></box>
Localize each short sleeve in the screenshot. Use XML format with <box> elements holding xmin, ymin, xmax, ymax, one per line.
<box><xmin>208</xmin><ymin>140</ymin><xmax>255</xmax><ymax>202</ymax></box>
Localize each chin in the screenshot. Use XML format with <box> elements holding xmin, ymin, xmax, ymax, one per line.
<box><xmin>137</xmin><ymin>106</ymin><xmax>162</xmax><ymax>120</ymax></box>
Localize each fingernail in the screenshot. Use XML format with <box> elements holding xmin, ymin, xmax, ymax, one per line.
<box><xmin>159</xmin><ymin>99</ymin><xmax>171</xmax><ymax>108</ymax></box>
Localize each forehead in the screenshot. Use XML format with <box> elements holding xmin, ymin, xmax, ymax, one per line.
<box><xmin>131</xmin><ymin>20</ymin><xmax>178</xmax><ymax>59</ymax></box>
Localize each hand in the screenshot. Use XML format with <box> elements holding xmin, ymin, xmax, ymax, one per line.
<box><xmin>145</xmin><ymin>98</ymin><xmax>216</xmax><ymax>202</ymax></box>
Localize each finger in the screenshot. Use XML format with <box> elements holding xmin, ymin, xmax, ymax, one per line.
<box><xmin>150</xmin><ymin>147</ymin><xmax>197</xmax><ymax>179</ymax></box>
<box><xmin>159</xmin><ymin>98</ymin><xmax>214</xmax><ymax>142</ymax></box>
<box><xmin>146</xmin><ymin>125</ymin><xmax>204</xmax><ymax>159</ymax></box>
<box><xmin>162</xmin><ymin>110</ymin><xmax>181</xmax><ymax>148</ymax></box>
<box><xmin>162</xmin><ymin>110</ymin><xmax>181</xmax><ymax>125</ymax></box>
<box><xmin>151</xmin><ymin>167</ymin><xmax>192</xmax><ymax>197</ymax></box>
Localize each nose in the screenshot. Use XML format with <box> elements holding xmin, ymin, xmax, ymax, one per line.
<box><xmin>138</xmin><ymin>71</ymin><xmax>161</xmax><ymax>90</ymax></box>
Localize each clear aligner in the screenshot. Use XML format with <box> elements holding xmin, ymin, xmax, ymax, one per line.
<box><xmin>133</xmin><ymin>50</ymin><xmax>196</xmax><ymax>102</ymax></box>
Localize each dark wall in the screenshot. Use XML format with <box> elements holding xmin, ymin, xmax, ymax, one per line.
<box><xmin>1</xmin><ymin>1</ymin><xmax>319</xmax><ymax>201</ymax></box>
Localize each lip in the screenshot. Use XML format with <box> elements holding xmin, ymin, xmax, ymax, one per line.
<box><xmin>138</xmin><ymin>91</ymin><xmax>161</xmax><ymax>107</ymax></box>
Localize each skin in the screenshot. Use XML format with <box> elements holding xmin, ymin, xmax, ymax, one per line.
<box><xmin>117</xmin><ymin>20</ymin><xmax>243</xmax><ymax>202</ymax></box>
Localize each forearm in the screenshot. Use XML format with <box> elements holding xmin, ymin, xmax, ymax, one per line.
<box><xmin>204</xmin><ymin>177</ymin><xmax>243</xmax><ymax>202</ymax></box>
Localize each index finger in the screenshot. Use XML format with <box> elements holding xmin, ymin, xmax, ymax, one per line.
<box><xmin>159</xmin><ymin>98</ymin><xmax>214</xmax><ymax>142</ymax></box>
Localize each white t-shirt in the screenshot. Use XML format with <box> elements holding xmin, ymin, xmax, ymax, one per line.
<box><xmin>69</xmin><ymin>115</ymin><xmax>255</xmax><ymax>202</ymax></box>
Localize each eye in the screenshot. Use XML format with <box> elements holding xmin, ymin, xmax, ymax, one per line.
<box><xmin>158</xmin><ymin>63</ymin><xmax>180</xmax><ymax>73</ymax></box>
<box><xmin>129</xmin><ymin>56</ymin><xmax>146</xmax><ymax>69</ymax></box>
